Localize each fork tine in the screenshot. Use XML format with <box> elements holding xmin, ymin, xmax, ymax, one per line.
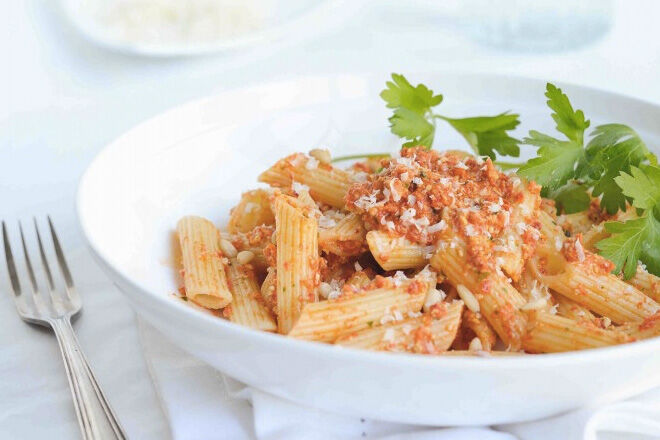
<box><xmin>34</xmin><ymin>218</ymin><xmax>56</xmax><ymax>292</ymax></box>
<box><xmin>3</xmin><ymin>221</ymin><xmax>22</xmax><ymax>296</ymax></box>
<box><xmin>48</xmin><ymin>216</ymin><xmax>74</xmax><ymax>289</ymax></box>
<box><xmin>19</xmin><ymin>222</ymin><xmax>40</xmax><ymax>294</ymax></box>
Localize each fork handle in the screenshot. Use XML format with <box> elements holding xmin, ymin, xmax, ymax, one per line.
<box><xmin>51</xmin><ymin>318</ymin><xmax>127</xmax><ymax>440</ymax></box>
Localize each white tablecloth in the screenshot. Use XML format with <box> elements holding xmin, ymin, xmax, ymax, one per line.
<box><xmin>3</xmin><ymin>1</ymin><xmax>660</xmax><ymax>438</ymax></box>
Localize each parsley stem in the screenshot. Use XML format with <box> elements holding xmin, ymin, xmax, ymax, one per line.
<box><xmin>331</xmin><ymin>153</ymin><xmax>391</xmax><ymax>163</ymax></box>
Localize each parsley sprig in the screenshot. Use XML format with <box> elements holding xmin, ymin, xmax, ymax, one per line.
<box><xmin>518</xmin><ymin>84</ymin><xmax>654</xmax><ymax>215</ymax></box>
<box><xmin>381</xmin><ymin>74</ymin><xmax>521</xmax><ymax>160</ymax></box>
<box><xmin>515</xmin><ymin>83</ymin><xmax>660</xmax><ymax>278</ymax></box>
<box><xmin>596</xmin><ymin>165</ymin><xmax>660</xmax><ymax>278</ymax></box>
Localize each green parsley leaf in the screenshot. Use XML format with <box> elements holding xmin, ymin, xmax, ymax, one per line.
<box><xmin>578</xmin><ymin>124</ymin><xmax>651</xmax><ymax>213</ymax></box>
<box><xmin>548</xmin><ymin>182</ymin><xmax>591</xmax><ymax>214</ymax></box>
<box><xmin>380</xmin><ymin>73</ymin><xmax>443</xmax><ymax>115</ymax></box>
<box><xmin>591</xmin><ymin>168</ymin><xmax>628</xmax><ymax>214</ymax></box>
<box><xmin>641</xmin><ymin>239</ymin><xmax>660</xmax><ymax>277</ymax></box>
<box><xmin>545</xmin><ymin>83</ymin><xmax>590</xmax><ymax>144</ymax></box>
<box><xmin>616</xmin><ymin>164</ymin><xmax>660</xmax><ymax>218</ymax></box>
<box><xmin>518</xmin><ymin>131</ymin><xmax>584</xmax><ymax>190</ymax></box>
<box><xmin>597</xmin><ymin>214</ymin><xmax>660</xmax><ymax>279</ymax></box>
<box><xmin>389</xmin><ymin>107</ymin><xmax>435</xmax><ymax>148</ymax></box>
<box><xmin>440</xmin><ymin>113</ymin><xmax>521</xmax><ymax>160</ymax></box>
<box><xmin>381</xmin><ymin>74</ymin><xmax>443</xmax><ymax>149</ymax></box>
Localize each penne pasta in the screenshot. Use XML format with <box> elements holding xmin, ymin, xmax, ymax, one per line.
<box><xmin>288</xmin><ymin>270</ymin><xmax>434</xmax><ymax>342</ymax></box>
<box><xmin>462</xmin><ymin>309</ymin><xmax>497</xmax><ymax>351</ymax></box>
<box><xmin>260</xmin><ymin>267</ymin><xmax>277</xmax><ymax>312</ymax></box>
<box><xmin>345</xmin><ymin>270</ymin><xmax>373</xmax><ymax>289</ymax></box>
<box><xmin>620</xmin><ymin>311</ymin><xmax>660</xmax><ymax>340</ymax></box>
<box><xmin>319</xmin><ymin>213</ymin><xmax>367</xmax><ymax>257</ymax></box>
<box><xmin>627</xmin><ymin>267</ymin><xmax>660</xmax><ymax>303</ymax></box>
<box><xmin>534</xmin><ymin>211</ymin><xmax>660</xmax><ymax>323</ymax></box>
<box><xmin>556</xmin><ymin>211</ymin><xmax>595</xmax><ymax>236</ymax></box>
<box><xmin>226</xmin><ymin>261</ymin><xmax>277</xmax><ymax>331</ymax></box>
<box><xmin>553</xmin><ymin>295</ymin><xmax>598</xmax><ymax>323</ymax></box>
<box><xmin>176</xmin><ymin>142</ymin><xmax>660</xmax><ymax>356</ymax></box>
<box><xmin>431</xmin><ymin>239</ymin><xmax>527</xmax><ymax>351</ymax></box>
<box><xmin>532</xmin><ymin>259</ymin><xmax>659</xmax><ymax>324</ymax></box>
<box><xmin>176</xmin><ymin>216</ymin><xmax>232</xmax><ymax>309</ymax></box>
<box><xmin>367</xmin><ymin>230</ymin><xmax>432</xmax><ymax>271</ymax></box>
<box><xmin>223</xmin><ymin>226</ymin><xmax>274</xmax><ymax>277</ymax></box>
<box><xmin>227</xmin><ymin>189</ymin><xmax>274</xmax><ymax>234</ymax></box>
<box><xmin>274</xmin><ymin>194</ymin><xmax>320</xmax><ymax>334</ymax></box>
<box><xmin>523</xmin><ymin>311</ymin><xmax>632</xmax><ymax>353</ymax></box>
<box><xmin>259</xmin><ymin>153</ymin><xmax>353</xmax><ymax>208</ymax></box>
<box><xmin>336</xmin><ymin>300</ymin><xmax>464</xmax><ymax>353</ymax></box>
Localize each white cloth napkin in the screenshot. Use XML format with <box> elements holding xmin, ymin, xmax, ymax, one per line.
<box><xmin>137</xmin><ymin>321</ymin><xmax>660</xmax><ymax>440</ymax></box>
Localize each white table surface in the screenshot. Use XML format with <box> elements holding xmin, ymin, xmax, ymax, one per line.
<box><xmin>2</xmin><ymin>1</ymin><xmax>660</xmax><ymax>438</ymax></box>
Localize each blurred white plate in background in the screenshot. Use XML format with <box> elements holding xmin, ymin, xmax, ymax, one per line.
<box><xmin>61</xmin><ymin>0</ymin><xmax>346</xmax><ymax>56</ymax></box>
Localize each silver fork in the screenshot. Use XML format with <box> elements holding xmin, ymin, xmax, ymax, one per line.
<box><xmin>2</xmin><ymin>218</ymin><xmax>126</xmax><ymax>440</ymax></box>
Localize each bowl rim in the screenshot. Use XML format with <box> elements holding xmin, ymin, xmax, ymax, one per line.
<box><xmin>76</xmin><ymin>71</ymin><xmax>660</xmax><ymax>370</ymax></box>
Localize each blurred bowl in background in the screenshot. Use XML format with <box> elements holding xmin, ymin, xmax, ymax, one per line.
<box><xmin>461</xmin><ymin>0</ymin><xmax>613</xmax><ymax>52</ymax></box>
<box><xmin>61</xmin><ymin>0</ymin><xmax>347</xmax><ymax>56</ymax></box>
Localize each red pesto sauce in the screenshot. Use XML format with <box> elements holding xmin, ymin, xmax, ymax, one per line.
<box><xmin>345</xmin><ymin>147</ymin><xmax>543</xmax><ymax>274</ymax></box>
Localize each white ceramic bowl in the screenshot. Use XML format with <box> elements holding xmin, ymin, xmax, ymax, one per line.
<box><xmin>77</xmin><ymin>73</ymin><xmax>660</xmax><ymax>425</ymax></box>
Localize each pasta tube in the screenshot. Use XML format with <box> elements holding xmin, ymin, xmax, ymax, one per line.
<box><xmin>319</xmin><ymin>213</ymin><xmax>367</xmax><ymax>257</ymax></box>
<box><xmin>259</xmin><ymin>154</ymin><xmax>352</xmax><ymax>208</ymax></box>
<box><xmin>227</xmin><ymin>189</ymin><xmax>274</xmax><ymax>233</ymax></box>
<box><xmin>620</xmin><ymin>311</ymin><xmax>660</xmax><ymax>340</ymax></box>
<box><xmin>533</xmin><ymin>261</ymin><xmax>659</xmax><ymax>324</ymax></box>
<box><xmin>260</xmin><ymin>267</ymin><xmax>277</xmax><ymax>312</ymax></box>
<box><xmin>367</xmin><ymin>230</ymin><xmax>432</xmax><ymax>271</ymax></box>
<box><xmin>628</xmin><ymin>267</ymin><xmax>660</xmax><ymax>303</ymax></box>
<box><xmin>431</xmin><ymin>241</ymin><xmax>527</xmax><ymax>351</ymax></box>
<box><xmin>176</xmin><ymin>216</ymin><xmax>232</xmax><ymax>309</ymax></box>
<box><xmin>462</xmin><ymin>309</ymin><xmax>497</xmax><ymax>351</ymax></box>
<box><xmin>336</xmin><ymin>300</ymin><xmax>464</xmax><ymax>353</ymax></box>
<box><xmin>535</xmin><ymin>211</ymin><xmax>660</xmax><ymax>323</ymax></box>
<box><xmin>523</xmin><ymin>311</ymin><xmax>632</xmax><ymax>353</ymax></box>
<box><xmin>288</xmin><ymin>270</ymin><xmax>434</xmax><ymax>342</ymax></box>
<box><xmin>554</xmin><ymin>295</ymin><xmax>597</xmax><ymax>323</ymax></box>
<box><xmin>226</xmin><ymin>262</ymin><xmax>276</xmax><ymax>331</ymax></box>
<box><xmin>275</xmin><ymin>194</ymin><xmax>320</xmax><ymax>334</ymax></box>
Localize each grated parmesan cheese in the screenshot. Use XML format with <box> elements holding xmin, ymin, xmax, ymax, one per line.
<box><xmin>389</xmin><ymin>180</ymin><xmax>402</xmax><ymax>202</ymax></box>
<box><xmin>392</xmin><ymin>271</ymin><xmax>407</xmax><ymax>287</ymax></box>
<box><xmin>423</xmin><ymin>288</ymin><xmax>446</xmax><ymax>312</ymax></box>
<box><xmin>427</xmin><ymin>220</ymin><xmax>447</xmax><ymax>233</ymax></box>
<box><xmin>575</xmin><ymin>238</ymin><xmax>586</xmax><ymax>262</ymax></box>
<box><xmin>351</xmin><ymin>171</ymin><xmax>368</xmax><ymax>183</ymax></box>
